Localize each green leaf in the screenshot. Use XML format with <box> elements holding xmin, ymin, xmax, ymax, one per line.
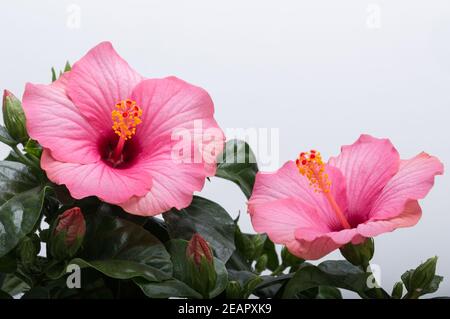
<box><xmin>167</xmin><ymin>239</ymin><xmax>190</xmax><ymax>284</ymax></box>
<box><xmin>0</xmin><ymin>126</ymin><xmax>16</xmax><ymax>146</ymax></box>
<box><xmin>0</xmin><ymin>187</ymin><xmax>48</xmax><ymax>258</ymax></box>
<box><xmin>22</xmin><ymin>286</ymin><xmax>50</xmax><ymax>299</ymax></box>
<box><xmin>64</xmin><ymin>61</ymin><xmax>72</xmax><ymax>72</ymax></box>
<box><xmin>281</xmin><ymin>246</ymin><xmax>304</xmax><ymax>272</ymax></box>
<box><xmin>70</xmin><ymin>213</ymin><xmax>172</xmax><ymax>282</ymax></box>
<box><xmin>401</xmin><ymin>257</ymin><xmax>443</xmax><ymax>298</ymax></box>
<box><xmin>234</xmin><ymin>227</ymin><xmax>279</xmax><ymax>272</ymax></box>
<box><xmin>21</xmin><ymin>268</ymin><xmax>116</xmax><ymax>299</ymax></box>
<box><xmin>0</xmin><ymin>289</ymin><xmax>12</xmax><ymax>299</ymax></box>
<box><xmin>51</xmin><ymin>62</ymin><xmax>71</xmax><ymax>83</ymax></box>
<box><xmin>135</xmin><ymin>277</ymin><xmax>202</xmax><ymax>299</ymax></box>
<box><xmin>209</xmin><ymin>258</ymin><xmax>228</xmax><ymax>298</ymax></box>
<box><xmin>316</xmin><ymin>286</ymin><xmax>343</xmax><ymax>299</ymax></box>
<box><xmin>253</xmin><ymin>273</ymin><xmax>293</xmax><ymax>298</ymax></box>
<box><xmin>391</xmin><ymin>281</ymin><xmax>404</xmax><ymax>299</ymax></box>
<box><xmin>51</xmin><ymin>67</ymin><xmax>57</xmax><ymax>82</ymax></box>
<box><xmin>0</xmin><ymin>273</ymin><xmax>29</xmax><ymax>296</ymax></box>
<box><xmin>0</xmin><ymin>253</ymin><xmax>17</xmax><ymax>273</ymax></box>
<box><xmin>163</xmin><ymin>196</ymin><xmax>235</xmax><ymax>262</ymax></box>
<box><xmin>0</xmin><ymin>161</ymin><xmax>39</xmax><ymax>204</ymax></box>
<box><xmin>423</xmin><ymin>275</ymin><xmax>444</xmax><ymax>295</ymax></box>
<box><xmin>282</xmin><ymin>260</ymin><xmax>381</xmax><ymax>299</ymax></box>
<box><xmin>216</xmin><ymin>139</ymin><xmax>258</xmax><ymax>199</ymax></box>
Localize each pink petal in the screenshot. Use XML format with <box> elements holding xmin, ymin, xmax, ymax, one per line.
<box><xmin>293</xmin><ymin>226</ymin><xmax>364</xmax><ymax>260</ymax></box>
<box><xmin>41</xmin><ymin>149</ymin><xmax>152</xmax><ymax>204</ymax></box>
<box><xmin>131</xmin><ymin>77</ymin><xmax>224</xmax><ymax>174</ymax></box>
<box><xmin>22</xmin><ymin>75</ymin><xmax>100</xmax><ymax>164</ymax></box>
<box><xmin>119</xmin><ymin>144</ymin><xmax>210</xmax><ymax>216</ymax></box>
<box><xmin>329</xmin><ymin>134</ymin><xmax>400</xmax><ymax>224</ymax></box>
<box><xmin>290</xmin><ymin>236</ymin><xmax>342</xmax><ymax>260</ymax></box>
<box><xmin>67</xmin><ymin>42</ymin><xmax>143</xmax><ymax>135</ymax></box>
<box><xmin>357</xmin><ymin>200</ymin><xmax>422</xmax><ymax>238</ymax></box>
<box><xmin>369</xmin><ymin>152</ymin><xmax>444</xmax><ymax>220</ymax></box>
<box><xmin>131</xmin><ymin>77</ymin><xmax>222</xmax><ymax>146</ymax></box>
<box><xmin>249</xmin><ymin>197</ymin><xmax>359</xmax><ymax>260</ymax></box>
<box><xmin>248</xmin><ymin>161</ymin><xmax>348</xmax><ymax>230</ymax></box>
<box><xmin>250</xmin><ymin>197</ymin><xmax>330</xmax><ymax>246</ymax></box>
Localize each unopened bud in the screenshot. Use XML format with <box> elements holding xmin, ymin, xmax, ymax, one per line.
<box><xmin>186</xmin><ymin>234</ymin><xmax>217</xmax><ymax>298</ymax></box>
<box><xmin>340</xmin><ymin>238</ymin><xmax>374</xmax><ymax>268</ymax></box>
<box><xmin>2</xmin><ymin>90</ymin><xmax>28</xmax><ymax>143</ymax></box>
<box><xmin>50</xmin><ymin>207</ymin><xmax>85</xmax><ymax>260</ymax></box>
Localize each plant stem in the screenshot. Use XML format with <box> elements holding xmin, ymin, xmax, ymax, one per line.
<box><xmin>12</xmin><ymin>144</ymin><xmax>40</xmax><ymax>169</ymax></box>
<box><xmin>271</xmin><ymin>264</ymin><xmax>287</xmax><ymax>276</ymax></box>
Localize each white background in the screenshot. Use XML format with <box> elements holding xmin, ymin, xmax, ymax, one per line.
<box><xmin>1</xmin><ymin>0</ymin><xmax>449</xmax><ymax>297</ymax></box>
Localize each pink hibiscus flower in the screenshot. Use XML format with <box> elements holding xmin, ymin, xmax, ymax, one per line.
<box><xmin>22</xmin><ymin>42</ymin><xmax>224</xmax><ymax>216</ymax></box>
<box><xmin>248</xmin><ymin>135</ymin><xmax>443</xmax><ymax>260</ymax></box>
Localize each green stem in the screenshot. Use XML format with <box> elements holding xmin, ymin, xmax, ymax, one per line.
<box><xmin>12</xmin><ymin>144</ymin><xmax>40</xmax><ymax>169</ymax></box>
<box><xmin>270</xmin><ymin>264</ymin><xmax>287</xmax><ymax>276</ymax></box>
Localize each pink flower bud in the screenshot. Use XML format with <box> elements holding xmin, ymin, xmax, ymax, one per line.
<box><xmin>55</xmin><ymin>207</ymin><xmax>86</xmax><ymax>246</ymax></box>
<box><xmin>187</xmin><ymin>233</ymin><xmax>213</xmax><ymax>266</ymax></box>
<box><xmin>186</xmin><ymin>233</ymin><xmax>217</xmax><ymax>298</ymax></box>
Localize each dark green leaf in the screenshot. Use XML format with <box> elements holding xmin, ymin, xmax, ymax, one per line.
<box><xmin>0</xmin><ymin>274</ymin><xmax>29</xmax><ymax>296</ymax></box>
<box><xmin>391</xmin><ymin>281</ymin><xmax>404</xmax><ymax>299</ymax></box>
<box><xmin>64</xmin><ymin>61</ymin><xmax>72</xmax><ymax>72</ymax></box>
<box><xmin>216</xmin><ymin>139</ymin><xmax>258</xmax><ymax>198</ymax></box>
<box><xmin>282</xmin><ymin>260</ymin><xmax>381</xmax><ymax>299</ymax></box>
<box><xmin>70</xmin><ymin>213</ymin><xmax>172</xmax><ymax>282</ymax></box>
<box><xmin>51</xmin><ymin>67</ymin><xmax>57</xmax><ymax>82</ymax></box>
<box><xmin>0</xmin><ymin>126</ymin><xmax>16</xmax><ymax>146</ymax></box>
<box><xmin>0</xmin><ymin>289</ymin><xmax>12</xmax><ymax>299</ymax></box>
<box><xmin>0</xmin><ymin>186</ymin><xmax>48</xmax><ymax>257</ymax></box>
<box><xmin>143</xmin><ymin>217</ymin><xmax>170</xmax><ymax>243</ymax></box>
<box><xmin>163</xmin><ymin>196</ymin><xmax>235</xmax><ymax>262</ymax></box>
<box><xmin>0</xmin><ymin>161</ymin><xmax>38</xmax><ymax>204</ymax></box>
<box><xmin>423</xmin><ymin>275</ymin><xmax>444</xmax><ymax>295</ymax></box>
<box><xmin>401</xmin><ymin>257</ymin><xmax>443</xmax><ymax>298</ymax></box>
<box><xmin>316</xmin><ymin>286</ymin><xmax>343</xmax><ymax>299</ymax></box>
<box><xmin>22</xmin><ymin>286</ymin><xmax>50</xmax><ymax>299</ymax></box>
<box><xmin>209</xmin><ymin>258</ymin><xmax>228</xmax><ymax>298</ymax></box>
<box><xmin>234</xmin><ymin>227</ymin><xmax>279</xmax><ymax>272</ymax></box>
<box><xmin>0</xmin><ymin>253</ymin><xmax>17</xmax><ymax>273</ymax></box>
<box><xmin>254</xmin><ymin>273</ymin><xmax>293</xmax><ymax>298</ymax></box>
<box><xmin>281</xmin><ymin>246</ymin><xmax>304</xmax><ymax>272</ymax></box>
<box><xmin>135</xmin><ymin>278</ymin><xmax>202</xmax><ymax>299</ymax></box>
<box><xmin>22</xmin><ymin>268</ymin><xmax>114</xmax><ymax>299</ymax></box>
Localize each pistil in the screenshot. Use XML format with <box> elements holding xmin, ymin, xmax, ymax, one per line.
<box><xmin>296</xmin><ymin>150</ymin><xmax>351</xmax><ymax>229</ymax></box>
<box><xmin>109</xmin><ymin>99</ymin><xmax>142</xmax><ymax>165</ymax></box>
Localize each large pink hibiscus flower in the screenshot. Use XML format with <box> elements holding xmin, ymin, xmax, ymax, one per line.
<box><xmin>248</xmin><ymin>135</ymin><xmax>443</xmax><ymax>260</ymax></box>
<box><xmin>22</xmin><ymin>42</ymin><xmax>224</xmax><ymax>216</ymax></box>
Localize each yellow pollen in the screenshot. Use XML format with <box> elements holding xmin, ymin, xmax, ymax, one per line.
<box><xmin>296</xmin><ymin>150</ymin><xmax>331</xmax><ymax>193</ymax></box>
<box><xmin>111</xmin><ymin>99</ymin><xmax>143</xmax><ymax>140</ymax></box>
